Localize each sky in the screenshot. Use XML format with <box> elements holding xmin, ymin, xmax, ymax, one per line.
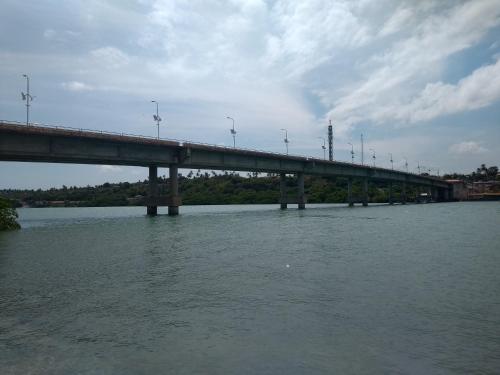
<box><xmin>1</xmin><ymin>0</ymin><xmax>499</xmax><ymax>189</ymax></box>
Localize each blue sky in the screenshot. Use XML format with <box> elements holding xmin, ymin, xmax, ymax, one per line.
<box><xmin>1</xmin><ymin>0</ymin><xmax>499</xmax><ymax>189</ymax></box>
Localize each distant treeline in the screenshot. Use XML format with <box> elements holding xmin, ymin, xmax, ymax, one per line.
<box><xmin>1</xmin><ymin>172</ymin><xmax>414</xmax><ymax>208</ymax></box>
<box><xmin>443</xmin><ymin>164</ymin><xmax>499</xmax><ymax>182</ymax></box>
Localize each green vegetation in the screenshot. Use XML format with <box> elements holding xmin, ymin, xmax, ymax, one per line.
<box><xmin>443</xmin><ymin>164</ymin><xmax>499</xmax><ymax>182</ymax></box>
<box><xmin>0</xmin><ymin>196</ymin><xmax>20</xmax><ymax>230</ymax></box>
<box><xmin>1</xmin><ymin>164</ymin><xmax>496</xmax><ymax>210</ymax></box>
<box><xmin>0</xmin><ymin>172</ymin><xmax>414</xmax><ymax>208</ymax></box>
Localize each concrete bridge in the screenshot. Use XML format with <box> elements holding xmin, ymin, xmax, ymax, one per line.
<box><xmin>0</xmin><ymin>121</ymin><xmax>452</xmax><ymax>215</ymax></box>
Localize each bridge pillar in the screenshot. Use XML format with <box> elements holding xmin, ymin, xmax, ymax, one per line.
<box><xmin>168</xmin><ymin>165</ymin><xmax>180</xmax><ymax>216</ymax></box>
<box><xmin>448</xmin><ymin>187</ymin><xmax>453</xmax><ymax>201</ymax></box>
<box><xmin>297</xmin><ymin>172</ymin><xmax>306</xmax><ymax>209</ymax></box>
<box><xmin>389</xmin><ymin>181</ymin><xmax>394</xmax><ymax>205</ymax></box>
<box><xmin>347</xmin><ymin>178</ymin><xmax>354</xmax><ymax>207</ymax></box>
<box><xmin>362</xmin><ymin>178</ymin><xmax>369</xmax><ymax>206</ymax></box>
<box><xmin>280</xmin><ymin>173</ymin><xmax>287</xmax><ymax>209</ymax></box>
<box><xmin>401</xmin><ymin>182</ymin><xmax>407</xmax><ymax>205</ymax></box>
<box><xmin>431</xmin><ymin>187</ymin><xmax>437</xmax><ymax>202</ymax></box>
<box><xmin>147</xmin><ymin>165</ymin><xmax>158</xmax><ymax>216</ymax></box>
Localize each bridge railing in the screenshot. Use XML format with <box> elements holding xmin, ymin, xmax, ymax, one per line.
<box><xmin>1</xmin><ymin>119</ymin><xmax>441</xmax><ymax>180</ymax></box>
<box><xmin>1</xmin><ymin>119</ymin><xmax>344</xmax><ymax>162</ymax></box>
<box><xmin>1</xmin><ymin>119</ymin><xmax>305</xmax><ymax>156</ymax></box>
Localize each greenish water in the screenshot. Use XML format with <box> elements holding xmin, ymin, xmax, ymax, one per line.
<box><xmin>1</xmin><ymin>202</ymin><xmax>499</xmax><ymax>374</ymax></box>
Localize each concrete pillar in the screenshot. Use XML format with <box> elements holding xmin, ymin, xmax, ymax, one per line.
<box><xmin>444</xmin><ymin>188</ymin><xmax>451</xmax><ymax>201</ymax></box>
<box><xmin>431</xmin><ymin>187</ymin><xmax>437</xmax><ymax>202</ymax></box>
<box><xmin>147</xmin><ymin>165</ymin><xmax>158</xmax><ymax>216</ymax></box>
<box><xmin>297</xmin><ymin>172</ymin><xmax>305</xmax><ymax>209</ymax></box>
<box><xmin>168</xmin><ymin>165</ymin><xmax>179</xmax><ymax>216</ymax></box>
<box><xmin>401</xmin><ymin>182</ymin><xmax>407</xmax><ymax>205</ymax></box>
<box><xmin>280</xmin><ymin>173</ymin><xmax>287</xmax><ymax>209</ymax></box>
<box><xmin>362</xmin><ymin>178</ymin><xmax>368</xmax><ymax>206</ymax></box>
<box><xmin>389</xmin><ymin>181</ymin><xmax>394</xmax><ymax>205</ymax></box>
<box><xmin>347</xmin><ymin>178</ymin><xmax>354</xmax><ymax>207</ymax></box>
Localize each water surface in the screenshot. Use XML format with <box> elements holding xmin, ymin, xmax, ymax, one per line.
<box><xmin>1</xmin><ymin>203</ymin><xmax>499</xmax><ymax>374</ymax></box>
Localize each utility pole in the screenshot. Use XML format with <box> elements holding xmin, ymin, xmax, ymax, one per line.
<box><xmin>389</xmin><ymin>153</ymin><xmax>394</xmax><ymax>170</ymax></box>
<box><xmin>328</xmin><ymin>120</ymin><xmax>333</xmax><ymax>161</ymax></box>
<box><xmin>370</xmin><ymin>148</ymin><xmax>376</xmax><ymax>167</ymax></box>
<box><xmin>151</xmin><ymin>100</ymin><xmax>162</xmax><ymax>139</ymax></box>
<box><xmin>348</xmin><ymin>142</ymin><xmax>354</xmax><ymax>163</ymax></box>
<box><xmin>361</xmin><ymin>133</ymin><xmax>364</xmax><ymax>165</ymax></box>
<box><xmin>281</xmin><ymin>128</ymin><xmax>289</xmax><ymax>155</ymax></box>
<box><xmin>404</xmin><ymin>158</ymin><xmax>408</xmax><ymax>173</ymax></box>
<box><xmin>318</xmin><ymin>137</ymin><xmax>326</xmax><ymax>160</ymax></box>
<box><xmin>227</xmin><ymin>116</ymin><xmax>236</xmax><ymax>148</ymax></box>
<box><xmin>21</xmin><ymin>74</ymin><xmax>34</xmax><ymax>125</ymax></box>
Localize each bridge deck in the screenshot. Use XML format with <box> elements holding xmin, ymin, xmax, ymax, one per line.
<box><xmin>0</xmin><ymin>121</ymin><xmax>449</xmax><ymax>189</ymax></box>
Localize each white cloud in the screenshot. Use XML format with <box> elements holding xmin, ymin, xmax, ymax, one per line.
<box><xmin>391</xmin><ymin>58</ymin><xmax>500</xmax><ymax>123</ymax></box>
<box><xmin>264</xmin><ymin>1</ymin><xmax>373</xmax><ymax>77</ymax></box>
<box><xmin>449</xmin><ymin>141</ymin><xmax>488</xmax><ymax>155</ymax></box>
<box><xmin>98</xmin><ymin>165</ymin><xmax>123</xmax><ymax>173</ymax></box>
<box><xmin>327</xmin><ymin>0</ymin><xmax>500</xmax><ymax>133</ymax></box>
<box><xmin>90</xmin><ymin>46</ymin><xmax>131</xmax><ymax>68</ymax></box>
<box><xmin>43</xmin><ymin>29</ymin><xmax>56</xmax><ymax>40</ymax></box>
<box><xmin>61</xmin><ymin>81</ymin><xmax>94</xmax><ymax>92</ymax></box>
<box><xmin>378</xmin><ymin>6</ymin><xmax>414</xmax><ymax>37</ymax></box>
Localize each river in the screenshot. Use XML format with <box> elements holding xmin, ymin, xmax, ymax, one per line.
<box><xmin>1</xmin><ymin>202</ymin><xmax>499</xmax><ymax>374</ymax></box>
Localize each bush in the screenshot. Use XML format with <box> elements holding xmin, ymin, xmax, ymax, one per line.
<box><xmin>0</xmin><ymin>197</ymin><xmax>21</xmax><ymax>230</ymax></box>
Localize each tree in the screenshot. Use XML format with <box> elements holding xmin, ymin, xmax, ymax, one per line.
<box><xmin>487</xmin><ymin>166</ymin><xmax>498</xmax><ymax>180</ymax></box>
<box><xmin>0</xmin><ymin>197</ymin><xmax>20</xmax><ymax>230</ymax></box>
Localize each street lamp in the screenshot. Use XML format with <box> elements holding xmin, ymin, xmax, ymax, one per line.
<box><xmin>348</xmin><ymin>142</ymin><xmax>354</xmax><ymax>163</ymax></box>
<box><xmin>281</xmin><ymin>128</ymin><xmax>289</xmax><ymax>155</ymax></box>
<box><xmin>21</xmin><ymin>74</ymin><xmax>34</xmax><ymax>125</ymax></box>
<box><xmin>360</xmin><ymin>133</ymin><xmax>364</xmax><ymax>165</ymax></box>
<box><xmin>404</xmin><ymin>157</ymin><xmax>408</xmax><ymax>173</ymax></box>
<box><xmin>151</xmin><ymin>100</ymin><xmax>162</xmax><ymax>139</ymax></box>
<box><xmin>389</xmin><ymin>153</ymin><xmax>394</xmax><ymax>170</ymax></box>
<box><xmin>226</xmin><ymin>116</ymin><xmax>236</xmax><ymax>148</ymax></box>
<box><xmin>369</xmin><ymin>148</ymin><xmax>376</xmax><ymax>167</ymax></box>
<box><xmin>318</xmin><ymin>137</ymin><xmax>326</xmax><ymax>160</ymax></box>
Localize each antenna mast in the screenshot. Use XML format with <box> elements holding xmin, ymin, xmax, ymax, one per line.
<box><xmin>328</xmin><ymin>120</ymin><xmax>333</xmax><ymax>161</ymax></box>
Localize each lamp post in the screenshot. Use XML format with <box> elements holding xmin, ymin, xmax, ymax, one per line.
<box><xmin>404</xmin><ymin>158</ymin><xmax>408</xmax><ymax>173</ymax></box>
<box><xmin>21</xmin><ymin>74</ymin><xmax>33</xmax><ymax>125</ymax></box>
<box><xmin>318</xmin><ymin>137</ymin><xmax>326</xmax><ymax>160</ymax></box>
<box><xmin>360</xmin><ymin>133</ymin><xmax>364</xmax><ymax>165</ymax></box>
<box><xmin>281</xmin><ymin>128</ymin><xmax>289</xmax><ymax>155</ymax></box>
<box><xmin>348</xmin><ymin>142</ymin><xmax>354</xmax><ymax>163</ymax></box>
<box><xmin>151</xmin><ymin>100</ymin><xmax>161</xmax><ymax>139</ymax></box>
<box><xmin>328</xmin><ymin>120</ymin><xmax>334</xmax><ymax>161</ymax></box>
<box><xmin>389</xmin><ymin>153</ymin><xmax>394</xmax><ymax>170</ymax></box>
<box><xmin>370</xmin><ymin>148</ymin><xmax>376</xmax><ymax>167</ymax></box>
<box><xmin>226</xmin><ymin>116</ymin><xmax>236</xmax><ymax>148</ymax></box>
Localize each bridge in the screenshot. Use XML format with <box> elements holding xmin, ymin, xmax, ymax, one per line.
<box><xmin>0</xmin><ymin>121</ymin><xmax>452</xmax><ymax>215</ymax></box>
